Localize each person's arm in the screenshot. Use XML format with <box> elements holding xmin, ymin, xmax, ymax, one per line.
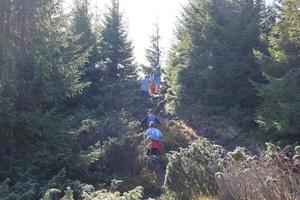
<box><xmin>158</xmin><ymin>129</ymin><xmax>163</xmax><ymax>138</ymax></box>
<box><xmin>144</xmin><ymin>129</ymin><xmax>150</xmax><ymax>139</ymax></box>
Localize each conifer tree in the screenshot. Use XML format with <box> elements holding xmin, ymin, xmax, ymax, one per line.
<box><xmin>0</xmin><ymin>0</ymin><xmax>89</xmax><ymax>145</ymax></box>
<box><xmin>165</xmin><ymin>0</ymin><xmax>262</xmax><ymax>126</ymax></box>
<box><xmin>145</xmin><ymin>21</ymin><xmax>162</xmax><ymax>75</ymax></box>
<box><xmin>71</xmin><ymin>0</ymin><xmax>98</xmax><ymax>86</ymax></box>
<box><xmin>95</xmin><ymin>0</ymin><xmax>138</xmax><ymax>113</ymax></box>
<box><xmin>98</xmin><ymin>0</ymin><xmax>137</xmax><ymax>81</ymax></box>
<box><xmin>255</xmin><ymin>0</ymin><xmax>300</xmax><ymax>141</ymax></box>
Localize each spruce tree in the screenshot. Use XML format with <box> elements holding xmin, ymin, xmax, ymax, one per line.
<box><xmin>95</xmin><ymin>0</ymin><xmax>138</xmax><ymax>112</ymax></box>
<box><xmin>165</xmin><ymin>0</ymin><xmax>262</xmax><ymax>126</ymax></box>
<box><xmin>0</xmin><ymin>0</ymin><xmax>89</xmax><ymax>145</ymax></box>
<box><xmin>145</xmin><ymin>21</ymin><xmax>162</xmax><ymax>75</ymax></box>
<box><xmin>71</xmin><ymin>0</ymin><xmax>98</xmax><ymax>86</ymax></box>
<box><xmin>98</xmin><ymin>0</ymin><xmax>137</xmax><ymax>81</ymax></box>
<box><xmin>255</xmin><ymin>0</ymin><xmax>300</xmax><ymax>142</ymax></box>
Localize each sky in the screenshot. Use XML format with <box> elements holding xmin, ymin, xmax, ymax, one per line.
<box><xmin>64</xmin><ymin>0</ymin><xmax>188</xmax><ymax>65</ymax></box>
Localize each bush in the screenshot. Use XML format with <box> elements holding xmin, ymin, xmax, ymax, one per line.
<box><xmin>161</xmin><ymin>120</ymin><xmax>198</xmax><ymax>153</ymax></box>
<box><xmin>164</xmin><ymin>139</ymin><xmax>224</xmax><ymax>199</ymax></box>
<box><xmin>76</xmin><ymin>110</ymin><xmax>141</xmax><ymax>149</ymax></box>
<box><xmin>216</xmin><ymin>144</ymin><xmax>300</xmax><ymax>200</ymax></box>
<box><xmin>82</xmin><ymin>134</ymin><xmax>144</xmax><ymax>183</ymax></box>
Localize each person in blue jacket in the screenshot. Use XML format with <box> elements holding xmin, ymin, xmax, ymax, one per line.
<box><xmin>141</xmin><ymin>109</ymin><xmax>160</xmax><ymax>131</ymax></box>
<box><xmin>140</xmin><ymin>75</ymin><xmax>150</xmax><ymax>98</ymax></box>
<box><xmin>144</xmin><ymin>121</ymin><xmax>163</xmax><ymax>156</ymax></box>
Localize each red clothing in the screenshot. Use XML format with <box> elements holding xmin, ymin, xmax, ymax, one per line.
<box><xmin>149</xmin><ymin>82</ymin><xmax>156</xmax><ymax>94</ymax></box>
<box><xmin>150</xmin><ymin>140</ymin><xmax>162</xmax><ymax>155</ymax></box>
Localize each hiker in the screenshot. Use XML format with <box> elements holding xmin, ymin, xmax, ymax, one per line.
<box><xmin>154</xmin><ymin>75</ymin><xmax>161</xmax><ymax>94</ymax></box>
<box><xmin>141</xmin><ymin>109</ymin><xmax>160</xmax><ymax>131</ymax></box>
<box><xmin>153</xmin><ymin>65</ymin><xmax>161</xmax><ymax>94</ymax></box>
<box><xmin>149</xmin><ymin>75</ymin><xmax>156</xmax><ymax>95</ymax></box>
<box><xmin>144</xmin><ymin>121</ymin><xmax>163</xmax><ymax>156</ymax></box>
<box><xmin>140</xmin><ymin>75</ymin><xmax>150</xmax><ymax>98</ymax></box>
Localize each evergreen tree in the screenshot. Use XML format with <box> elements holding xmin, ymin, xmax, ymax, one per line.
<box><xmin>94</xmin><ymin>0</ymin><xmax>138</xmax><ymax>113</ymax></box>
<box><xmin>255</xmin><ymin>0</ymin><xmax>300</xmax><ymax>142</ymax></box>
<box><xmin>165</xmin><ymin>0</ymin><xmax>262</xmax><ymax>126</ymax></box>
<box><xmin>71</xmin><ymin>0</ymin><xmax>99</xmax><ymax>87</ymax></box>
<box><xmin>145</xmin><ymin>21</ymin><xmax>162</xmax><ymax>75</ymax></box>
<box><xmin>98</xmin><ymin>0</ymin><xmax>137</xmax><ymax>81</ymax></box>
<box><xmin>0</xmin><ymin>0</ymin><xmax>89</xmax><ymax>146</ymax></box>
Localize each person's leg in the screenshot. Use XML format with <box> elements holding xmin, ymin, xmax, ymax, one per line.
<box><xmin>153</xmin><ymin>148</ymin><xmax>160</xmax><ymax>156</ymax></box>
<box><xmin>147</xmin><ymin>148</ymin><xmax>151</xmax><ymax>156</ymax></box>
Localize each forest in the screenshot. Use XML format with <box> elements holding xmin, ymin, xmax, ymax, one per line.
<box><xmin>0</xmin><ymin>0</ymin><xmax>299</xmax><ymax>199</ymax></box>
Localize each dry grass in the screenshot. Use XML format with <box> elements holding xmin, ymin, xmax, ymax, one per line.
<box><xmin>159</xmin><ymin>120</ymin><xmax>300</xmax><ymax>200</ymax></box>
<box><xmin>216</xmin><ymin>144</ymin><xmax>300</xmax><ymax>200</ymax></box>
<box><xmin>160</xmin><ymin>120</ymin><xmax>199</xmax><ymax>153</ymax></box>
<box><xmin>162</xmin><ymin>120</ymin><xmax>199</xmax><ymax>140</ymax></box>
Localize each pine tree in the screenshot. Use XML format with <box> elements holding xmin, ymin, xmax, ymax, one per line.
<box><xmin>145</xmin><ymin>21</ymin><xmax>162</xmax><ymax>75</ymax></box>
<box><xmin>98</xmin><ymin>0</ymin><xmax>137</xmax><ymax>81</ymax></box>
<box><xmin>94</xmin><ymin>0</ymin><xmax>138</xmax><ymax>113</ymax></box>
<box><xmin>71</xmin><ymin>0</ymin><xmax>98</xmax><ymax>86</ymax></box>
<box><xmin>0</xmin><ymin>0</ymin><xmax>89</xmax><ymax>145</ymax></box>
<box><xmin>255</xmin><ymin>0</ymin><xmax>300</xmax><ymax>142</ymax></box>
<box><xmin>165</xmin><ymin>0</ymin><xmax>263</xmax><ymax>126</ymax></box>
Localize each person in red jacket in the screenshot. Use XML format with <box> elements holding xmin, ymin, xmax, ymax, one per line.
<box><xmin>149</xmin><ymin>78</ymin><xmax>156</xmax><ymax>95</ymax></box>
<box><xmin>144</xmin><ymin>121</ymin><xmax>163</xmax><ymax>156</ymax></box>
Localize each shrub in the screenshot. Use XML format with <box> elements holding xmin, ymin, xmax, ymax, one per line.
<box><xmin>76</xmin><ymin>110</ymin><xmax>141</xmax><ymax>149</ymax></box>
<box><xmin>216</xmin><ymin>144</ymin><xmax>300</xmax><ymax>200</ymax></box>
<box><xmin>82</xmin><ymin>134</ymin><xmax>145</xmax><ymax>183</ymax></box>
<box><xmin>164</xmin><ymin>139</ymin><xmax>224</xmax><ymax>199</ymax></box>
<box><xmin>161</xmin><ymin>120</ymin><xmax>198</xmax><ymax>153</ymax></box>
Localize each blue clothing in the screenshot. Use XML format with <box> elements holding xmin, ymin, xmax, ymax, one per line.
<box><xmin>147</xmin><ymin>115</ymin><xmax>156</xmax><ymax>125</ymax></box>
<box><xmin>141</xmin><ymin>115</ymin><xmax>160</xmax><ymax>130</ymax></box>
<box><xmin>144</xmin><ymin>128</ymin><xmax>163</xmax><ymax>141</ymax></box>
<box><xmin>154</xmin><ymin>65</ymin><xmax>161</xmax><ymax>77</ymax></box>
<box><xmin>154</xmin><ymin>76</ymin><xmax>161</xmax><ymax>85</ymax></box>
<box><xmin>140</xmin><ymin>78</ymin><xmax>150</xmax><ymax>91</ymax></box>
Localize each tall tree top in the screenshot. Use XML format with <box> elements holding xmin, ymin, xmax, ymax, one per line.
<box><xmin>146</xmin><ymin>21</ymin><xmax>162</xmax><ymax>68</ymax></box>
<box><xmin>98</xmin><ymin>0</ymin><xmax>136</xmax><ymax>81</ymax></box>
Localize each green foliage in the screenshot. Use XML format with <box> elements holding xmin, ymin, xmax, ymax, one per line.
<box><xmin>75</xmin><ymin>110</ymin><xmax>141</xmax><ymax>149</ymax></box>
<box><xmin>165</xmin><ymin>0</ymin><xmax>263</xmax><ymax>127</ymax></box>
<box><xmin>98</xmin><ymin>0</ymin><xmax>137</xmax><ymax>81</ymax></box>
<box><xmin>1</xmin><ymin>0</ymin><xmax>299</xmax><ymax>200</ymax></box>
<box><xmin>83</xmin><ymin>134</ymin><xmax>144</xmax><ymax>182</ymax></box>
<box><xmin>62</xmin><ymin>187</ymin><xmax>74</xmax><ymax>200</ymax></box>
<box><xmin>1</xmin><ymin>164</ymin><xmax>145</xmax><ymax>200</ymax></box>
<box><xmin>70</xmin><ymin>0</ymin><xmax>99</xmax><ymax>94</ymax></box>
<box><xmin>0</xmin><ymin>0</ymin><xmax>89</xmax><ymax>147</ymax></box>
<box><xmin>144</xmin><ymin>22</ymin><xmax>162</xmax><ymax>74</ymax></box>
<box><xmin>255</xmin><ymin>0</ymin><xmax>300</xmax><ymax>142</ymax></box>
<box><xmin>81</xmin><ymin>186</ymin><xmax>143</xmax><ymax>200</ymax></box>
<box><xmin>164</xmin><ymin>139</ymin><xmax>224</xmax><ymax>199</ymax></box>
